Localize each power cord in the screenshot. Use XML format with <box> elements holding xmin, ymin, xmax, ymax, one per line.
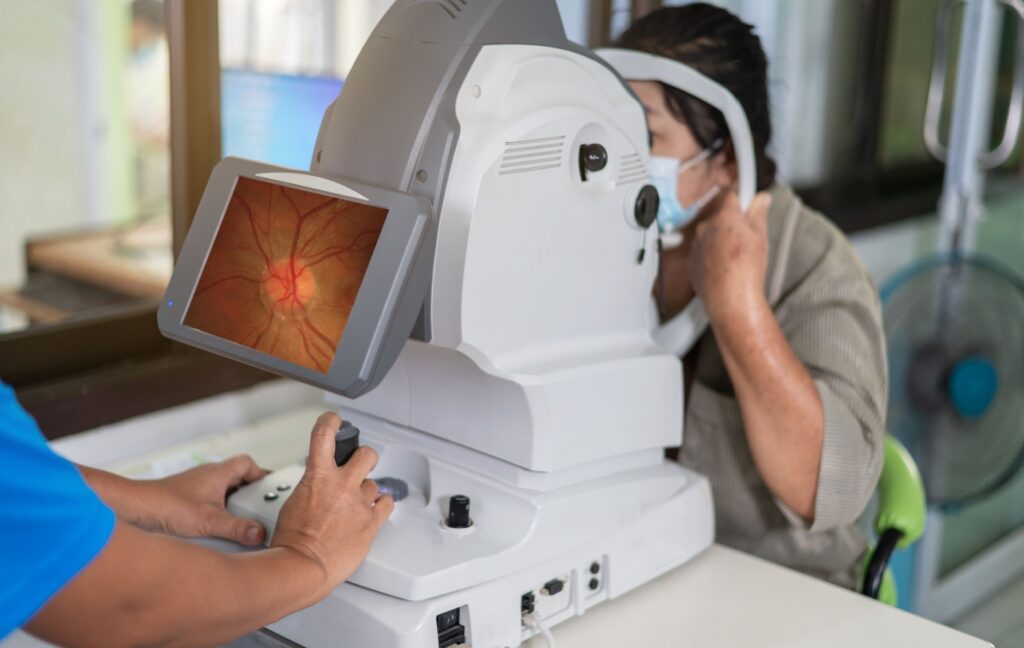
<box><xmin>523</xmin><ymin>612</ymin><xmax>557</xmax><ymax>648</ymax></box>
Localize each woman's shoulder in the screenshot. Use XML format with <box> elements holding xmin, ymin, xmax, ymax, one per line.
<box><xmin>764</xmin><ymin>183</ymin><xmax>876</xmax><ymax>303</ymax></box>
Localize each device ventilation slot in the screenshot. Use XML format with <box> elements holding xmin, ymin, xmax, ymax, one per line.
<box><xmin>432</xmin><ymin>0</ymin><xmax>467</xmax><ymax>19</ymax></box>
<box><xmin>499</xmin><ymin>136</ymin><xmax>565</xmax><ymax>175</ymax></box>
<box><xmin>617</xmin><ymin>153</ymin><xmax>647</xmax><ymax>186</ymax></box>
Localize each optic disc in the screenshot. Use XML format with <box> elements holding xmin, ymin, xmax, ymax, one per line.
<box><xmin>264</xmin><ymin>258</ymin><xmax>316</xmax><ymax>310</ymax></box>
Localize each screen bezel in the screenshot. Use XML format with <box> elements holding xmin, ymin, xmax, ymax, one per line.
<box><xmin>158</xmin><ymin>157</ymin><xmax>431</xmax><ymax>397</ymax></box>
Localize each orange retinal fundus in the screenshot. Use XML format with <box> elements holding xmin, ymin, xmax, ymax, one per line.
<box><xmin>184</xmin><ymin>177</ymin><xmax>387</xmax><ymax>373</ymax></box>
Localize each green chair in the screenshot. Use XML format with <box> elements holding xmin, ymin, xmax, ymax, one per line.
<box><xmin>859</xmin><ymin>436</ymin><xmax>927</xmax><ymax>606</ymax></box>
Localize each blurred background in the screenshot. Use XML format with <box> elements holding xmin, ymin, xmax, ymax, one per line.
<box><xmin>5</xmin><ymin>0</ymin><xmax>1023</xmax><ymax>335</ymax></box>
<box><xmin>2</xmin><ymin>1</ymin><xmax>1024</xmax><ymax>644</ymax></box>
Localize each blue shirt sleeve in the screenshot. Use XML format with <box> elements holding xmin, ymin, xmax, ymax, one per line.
<box><xmin>0</xmin><ymin>382</ymin><xmax>115</xmax><ymax>640</ymax></box>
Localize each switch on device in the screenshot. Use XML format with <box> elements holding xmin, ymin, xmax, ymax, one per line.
<box><xmin>446</xmin><ymin>495</ymin><xmax>472</xmax><ymax>529</ymax></box>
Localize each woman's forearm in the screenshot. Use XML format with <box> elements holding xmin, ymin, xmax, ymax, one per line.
<box><xmin>710</xmin><ymin>296</ymin><xmax>824</xmax><ymax>521</ymax></box>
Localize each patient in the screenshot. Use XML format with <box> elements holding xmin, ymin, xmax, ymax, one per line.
<box><xmin>619</xmin><ymin>4</ymin><xmax>888</xmax><ymax>587</ymax></box>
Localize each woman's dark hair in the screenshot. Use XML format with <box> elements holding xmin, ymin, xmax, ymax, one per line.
<box><xmin>616</xmin><ymin>3</ymin><xmax>777</xmax><ymax>190</ymax></box>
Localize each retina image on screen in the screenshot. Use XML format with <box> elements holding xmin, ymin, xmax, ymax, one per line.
<box><xmin>184</xmin><ymin>177</ymin><xmax>388</xmax><ymax>373</ymax></box>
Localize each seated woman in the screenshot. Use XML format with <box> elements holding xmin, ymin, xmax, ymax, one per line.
<box><xmin>618</xmin><ymin>4</ymin><xmax>888</xmax><ymax>588</ymax></box>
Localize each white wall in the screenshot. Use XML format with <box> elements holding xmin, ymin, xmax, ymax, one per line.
<box><xmin>0</xmin><ymin>1</ymin><xmax>89</xmax><ymax>288</ymax></box>
<box><xmin>0</xmin><ymin>0</ymin><xmax>135</xmax><ymax>289</ymax></box>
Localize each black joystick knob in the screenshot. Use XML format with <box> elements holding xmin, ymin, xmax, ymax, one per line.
<box><xmin>446</xmin><ymin>494</ymin><xmax>472</xmax><ymax>529</ymax></box>
<box><xmin>334</xmin><ymin>420</ymin><xmax>360</xmax><ymax>466</ymax></box>
<box><xmin>635</xmin><ymin>184</ymin><xmax>659</xmax><ymax>229</ymax></box>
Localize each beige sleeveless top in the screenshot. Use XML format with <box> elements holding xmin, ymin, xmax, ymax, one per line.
<box><xmin>679</xmin><ymin>184</ymin><xmax>888</xmax><ymax>588</ymax></box>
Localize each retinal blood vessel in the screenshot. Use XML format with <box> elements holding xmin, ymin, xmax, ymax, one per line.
<box><xmin>183</xmin><ymin>177</ymin><xmax>387</xmax><ymax>373</ymax></box>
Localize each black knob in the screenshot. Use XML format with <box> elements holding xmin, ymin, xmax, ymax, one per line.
<box><xmin>635</xmin><ymin>184</ymin><xmax>659</xmax><ymax>229</ymax></box>
<box><xmin>446</xmin><ymin>494</ymin><xmax>472</xmax><ymax>529</ymax></box>
<box><xmin>579</xmin><ymin>143</ymin><xmax>608</xmax><ymax>178</ymax></box>
<box><xmin>334</xmin><ymin>420</ymin><xmax>360</xmax><ymax>466</ymax></box>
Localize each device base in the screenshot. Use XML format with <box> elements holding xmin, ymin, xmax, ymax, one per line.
<box><xmin>260</xmin><ymin>465</ymin><xmax>712</xmax><ymax>648</ymax></box>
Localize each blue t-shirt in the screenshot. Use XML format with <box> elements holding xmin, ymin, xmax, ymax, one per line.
<box><xmin>0</xmin><ymin>382</ymin><xmax>115</xmax><ymax>639</ymax></box>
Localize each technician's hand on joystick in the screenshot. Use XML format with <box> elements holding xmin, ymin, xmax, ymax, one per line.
<box><xmin>271</xmin><ymin>412</ymin><xmax>394</xmax><ymax>597</ymax></box>
<box><xmin>333</xmin><ymin>420</ymin><xmax>410</xmax><ymax>502</ymax></box>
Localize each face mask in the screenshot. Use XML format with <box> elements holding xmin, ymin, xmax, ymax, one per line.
<box><xmin>648</xmin><ymin>143</ymin><xmax>722</xmax><ymax>247</ymax></box>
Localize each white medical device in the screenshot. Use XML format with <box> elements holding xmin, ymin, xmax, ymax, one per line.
<box><xmin>159</xmin><ymin>1</ymin><xmax>756</xmax><ymax>645</ymax></box>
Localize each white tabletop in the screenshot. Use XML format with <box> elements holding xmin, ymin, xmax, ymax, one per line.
<box><xmin>7</xmin><ymin>381</ymin><xmax>990</xmax><ymax>648</ymax></box>
<box><xmin>525</xmin><ymin>545</ymin><xmax>990</xmax><ymax>648</ymax></box>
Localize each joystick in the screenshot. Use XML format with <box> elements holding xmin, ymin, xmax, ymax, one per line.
<box><xmin>334</xmin><ymin>420</ymin><xmax>360</xmax><ymax>466</ymax></box>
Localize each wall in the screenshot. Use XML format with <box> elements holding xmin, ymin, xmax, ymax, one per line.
<box><xmin>0</xmin><ymin>0</ymin><xmax>134</xmax><ymax>288</ymax></box>
<box><xmin>0</xmin><ymin>1</ymin><xmax>87</xmax><ymax>288</ymax></box>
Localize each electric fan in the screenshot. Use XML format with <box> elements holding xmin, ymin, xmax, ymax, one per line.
<box><xmin>883</xmin><ymin>254</ymin><xmax>1024</xmax><ymax>508</ymax></box>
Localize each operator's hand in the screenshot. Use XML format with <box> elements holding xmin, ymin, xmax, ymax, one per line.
<box><xmin>146</xmin><ymin>455</ymin><xmax>271</xmax><ymax>545</ymax></box>
<box><xmin>271</xmin><ymin>412</ymin><xmax>394</xmax><ymax>596</ymax></box>
<box><xmin>688</xmin><ymin>191</ymin><xmax>772</xmax><ymax>323</ymax></box>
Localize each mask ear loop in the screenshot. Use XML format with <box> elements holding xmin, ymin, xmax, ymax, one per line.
<box><xmin>691</xmin><ymin>184</ymin><xmax>722</xmax><ymax>212</ymax></box>
<box><xmin>674</xmin><ymin>137</ymin><xmax>726</xmax><ymax>228</ymax></box>
<box><xmin>677</xmin><ymin>137</ymin><xmax>726</xmax><ymax>175</ymax></box>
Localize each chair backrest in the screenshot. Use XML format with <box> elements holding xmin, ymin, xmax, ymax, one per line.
<box><xmin>861</xmin><ymin>436</ymin><xmax>928</xmax><ymax>605</ymax></box>
<box><xmin>875</xmin><ymin>436</ymin><xmax>927</xmax><ymax>547</ymax></box>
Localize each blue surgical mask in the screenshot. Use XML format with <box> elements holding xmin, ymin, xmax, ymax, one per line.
<box><xmin>648</xmin><ymin>143</ymin><xmax>722</xmax><ymax>248</ymax></box>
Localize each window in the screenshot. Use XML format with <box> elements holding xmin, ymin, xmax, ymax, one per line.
<box><xmin>880</xmin><ymin>0</ymin><xmax>1022</xmax><ymax>171</ymax></box>
<box><xmin>648</xmin><ymin>0</ymin><xmax>1024</xmax><ymax>232</ymax></box>
<box><xmin>215</xmin><ymin>0</ymin><xmax>592</xmax><ymax>172</ymax></box>
<box><xmin>216</xmin><ymin>0</ymin><xmax>383</xmax><ymax>170</ymax></box>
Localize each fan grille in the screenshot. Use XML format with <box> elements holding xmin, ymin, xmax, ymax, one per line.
<box><xmin>885</xmin><ymin>256</ymin><xmax>1024</xmax><ymax>506</ymax></box>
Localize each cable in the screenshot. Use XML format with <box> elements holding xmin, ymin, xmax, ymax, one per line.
<box><xmin>523</xmin><ymin>612</ymin><xmax>557</xmax><ymax>648</ymax></box>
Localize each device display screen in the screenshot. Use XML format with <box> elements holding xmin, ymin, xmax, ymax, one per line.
<box><xmin>183</xmin><ymin>177</ymin><xmax>387</xmax><ymax>373</ymax></box>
